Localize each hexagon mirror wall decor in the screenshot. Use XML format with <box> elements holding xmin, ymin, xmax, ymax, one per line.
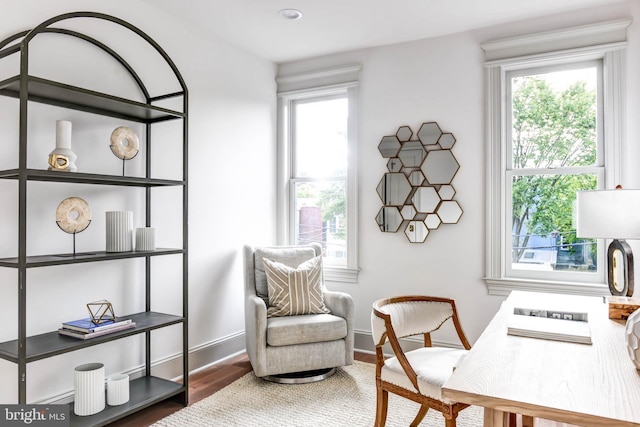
<box><xmin>375</xmin><ymin>120</ymin><xmax>463</xmax><ymax>242</ymax></box>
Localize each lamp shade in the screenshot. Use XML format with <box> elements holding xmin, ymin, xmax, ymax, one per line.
<box><xmin>576</xmin><ymin>189</ymin><xmax>640</xmax><ymax>239</ymax></box>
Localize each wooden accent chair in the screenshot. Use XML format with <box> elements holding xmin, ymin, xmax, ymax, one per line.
<box><xmin>371</xmin><ymin>296</ymin><xmax>472</xmax><ymax>427</ymax></box>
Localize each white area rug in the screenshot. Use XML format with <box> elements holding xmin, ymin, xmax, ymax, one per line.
<box><xmin>152</xmin><ymin>361</ymin><xmax>483</xmax><ymax>426</ymax></box>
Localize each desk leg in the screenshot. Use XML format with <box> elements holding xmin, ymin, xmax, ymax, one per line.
<box><xmin>484</xmin><ymin>408</ymin><xmax>509</xmax><ymax>427</ymax></box>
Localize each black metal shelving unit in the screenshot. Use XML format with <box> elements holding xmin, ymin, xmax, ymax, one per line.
<box><xmin>0</xmin><ymin>12</ymin><xmax>189</xmax><ymax>427</ymax></box>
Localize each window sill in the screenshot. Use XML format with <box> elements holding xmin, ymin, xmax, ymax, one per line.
<box><xmin>485</xmin><ymin>277</ymin><xmax>608</xmax><ymax>297</ymax></box>
<box><xmin>324</xmin><ymin>266</ymin><xmax>359</xmax><ymax>284</ymax></box>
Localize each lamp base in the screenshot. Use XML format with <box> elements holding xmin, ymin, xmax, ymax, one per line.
<box><xmin>607</xmin><ymin>239</ymin><xmax>634</xmax><ymax>297</ymax></box>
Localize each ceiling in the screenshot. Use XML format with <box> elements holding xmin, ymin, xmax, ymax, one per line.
<box><xmin>146</xmin><ymin>0</ymin><xmax>624</xmax><ymax>63</ymax></box>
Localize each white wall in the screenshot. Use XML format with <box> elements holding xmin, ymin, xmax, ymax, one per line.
<box><xmin>278</xmin><ymin>0</ymin><xmax>640</xmax><ymax>346</ymax></box>
<box><xmin>0</xmin><ymin>1</ymin><xmax>276</xmax><ymax>403</ymax></box>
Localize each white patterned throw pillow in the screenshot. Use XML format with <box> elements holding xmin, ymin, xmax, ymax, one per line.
<box><xmin>263</xmin><ymin>255</ymin><xmax>330</xmax><ymax>317</ymax></box>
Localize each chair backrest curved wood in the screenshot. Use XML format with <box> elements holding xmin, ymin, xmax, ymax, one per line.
<box><xmin>370</xmin><ymin>295</ymin><xmax>472</xmax><ymax>427</ymax></box>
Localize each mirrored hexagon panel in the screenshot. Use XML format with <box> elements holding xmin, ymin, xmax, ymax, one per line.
<box><xmin>387</xmin><ymin>158</ymin><xmax>402</xmax><ymax>172</ymax></box>
<box><xmin>422</xmin><ymin>150</ymin><xmax>460</xmax><ymax>185</ymax></box>
<box><xmin>378</xmin><ymin>135</ymin><xmax>401</xmax><ymax>158</ymax></box>
<box><xmin>405</xmin><ymin>220</ymin><xmax>429</xmax><ymax>243</ymax></box>
<box><xmin>398</xmin><ymin>141</ymin><xmax>426</xmax><ymax>168</ymax></box>
<box><xmin>408</xmin><ymin>170</ymin><xmax>425</xmax><ymax>186</ymax></box>
<box><xmin>417</xmin><ymin>122</ymin><xmax>442</xmax><ymax>146</ymax></box>
<box><xmin>376</xmin><ymin>172</ymin><xmax>412</xmax><ymax>206</ymax></box>
<box><xmin>412</xmin><ymin>186</ymin><xmax>440</xmax><ymax>213</ymax></box>
<box><xmin>425</xmin><ymin>214</ymin><xmax>442</xmax><ymax>229</ymax></box>
<box><xmin>438</xmin><ymin>184</ymin><xmax>456</xmax><ymax>200</ymax></box>
<box><xmin>401</xmin><ymin>205</ymin><xmax>416</xmax><ymax>220</ymax></box>
<box><xmin>376</xmin><ymin>206</ymin><xmax>404</xmax><ymax>232</ymax></box>
<box><xmin>439</xmin><ymin>133</ymin><xmax>456</xmax><ymax>149</ymax></box>
<box><xmin>396</xmin><ymin>126</ymin><xmax>413</xmax><ymax>142</ymax></box>
<box><xmin>437</xmin><ymin>200</ymin><xmax>463</xmax><ymax>224</ymax></box>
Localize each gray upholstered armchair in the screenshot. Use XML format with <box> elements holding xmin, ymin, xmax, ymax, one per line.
<box><xmin>243</xmin><ymin>243</ymin><xmax>354</xmax><ymax>382</ymax></box>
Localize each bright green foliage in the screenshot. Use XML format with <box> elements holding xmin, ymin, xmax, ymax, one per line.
<box><xmin>511</xmin><ymin>75</ymin><xmax>597</xmax><ymax>263</ymax></box>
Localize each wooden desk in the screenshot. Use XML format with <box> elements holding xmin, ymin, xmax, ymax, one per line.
<box><xmin>442</xmin><ymin>291</ymin><xmax>640</xmax><ymax>427</ymax></box>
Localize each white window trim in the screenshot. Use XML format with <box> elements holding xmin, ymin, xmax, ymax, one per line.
<box><xmin>483</xmin><ymin>20</ymin><xmax>629</xmax><ymax>296</ymax></box>
<box><xmin>277</xmin><ymin>82</ymin><xmax>360</xmax><ymax>283</ymax></box>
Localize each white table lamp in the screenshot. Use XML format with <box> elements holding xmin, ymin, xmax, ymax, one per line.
<box><xmin>576</xmin><ymin>188</ymin><xmax>640</xmax><ymax>296</ymax></box>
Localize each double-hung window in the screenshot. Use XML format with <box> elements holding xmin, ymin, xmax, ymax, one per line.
<box><xmin>507</xmin><ymin>62</ymin><xmax>602</xmax><ymax>281</ymax></box>
<box><xmin>277</xmin><ymin>80</ymin><xmax>359</xmax><ymax>283</ymax></box>
<box><xmin>484</xmin><ymin>20</ymin><xmax>629</xmax><ymax>295</ymax></box>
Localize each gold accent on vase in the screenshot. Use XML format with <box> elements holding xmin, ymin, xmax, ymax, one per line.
<box><xmin>48</xmin><ymin>153</ymin><xmax>70</xmax><ymax>170</ymax></box>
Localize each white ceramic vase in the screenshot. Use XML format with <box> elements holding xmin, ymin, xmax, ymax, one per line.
<box><xmin>48</xmin><ymin>120</ymin><xmax>77</xmax><ymax>172</ymax></box>
<box><xmin>106</xmin><ymin>373</ymin><xmax>130</xmax><ymax>406</ymax></box>
<box><xmin>74</xmin><ymin>363</ymin><xmax>105</xmax><ymax>416</ymax></box>
<box><xmin>135</xmin><ymin>227</ymin><xmax>156</xmax><ymax>251</ymax></box>
<box><xmin>106</xmin><ymin>211</ymin><xmax>133</xmax><ymax>252</ymax></box>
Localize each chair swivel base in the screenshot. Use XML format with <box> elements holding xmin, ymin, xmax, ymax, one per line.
<box><xmin>263</xmin><ymin>367</ymin><xmax>336</xmax><ymax>384</ymax></box>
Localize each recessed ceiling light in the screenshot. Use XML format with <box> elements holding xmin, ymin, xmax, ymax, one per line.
<box><xmin>278</xmin><ymin>9</ymin><xmax>303</xmax><ymax>20</ymax></box>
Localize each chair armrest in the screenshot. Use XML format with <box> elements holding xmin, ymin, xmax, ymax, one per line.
<box><xmin>324</xmin><ymin>290</ymin><xmax>355</xmax><ymax>364</ymax></box>
<box><xmin>245</xmin><ymin>295</ymin><xmax>268</xmax><ymax>370</ymax></box>
<box><xmin>323</xmin><ymin>290</ymin><xmax>354</xmax><ymax>319</ymax></box>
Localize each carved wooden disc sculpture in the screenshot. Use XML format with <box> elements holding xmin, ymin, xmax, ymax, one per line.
<box><xmin>56</xmin><ymin>196</ymin><xmax>91</xmax><ymax>234</ymax></box>
<box><xmin>110</xmin><ymin>126</ymin><xmax>140</xmax><ymax>160</ymax></box>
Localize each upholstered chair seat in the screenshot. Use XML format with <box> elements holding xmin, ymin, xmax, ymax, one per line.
<box><xmin>244</xmin><ymin>243</ymin><xmax>354</xmax><ymax>382</ymax></box>
<box><xmin>267</xmin><ymin>313</ymin><xmax>347</xmax><ymax>346</ymax></box>
<box><xmin>381</xmin><ymin>347</ymin><xmax>468</xmax><ymax>403</ymax></box>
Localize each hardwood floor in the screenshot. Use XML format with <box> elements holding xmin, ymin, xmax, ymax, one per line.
<box><xmin>108</xmin><ymin>351</ymin><xmax>577</xmax><ymax>427</ymax></box>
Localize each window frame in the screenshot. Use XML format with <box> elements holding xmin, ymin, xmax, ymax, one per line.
<box><xmin>483</xmin><ymin>24</ymin><xmax>628</xmax><ymax>296</ymax></box>
<box><xmin>504</xmin><ymin>60</ymin><xmax>605</xmax><ymax>283</ymax></box>
<box><xmin>277</xmin><ymin>83</ymin><xmax>359</xmax><ymax>283</ymax></box>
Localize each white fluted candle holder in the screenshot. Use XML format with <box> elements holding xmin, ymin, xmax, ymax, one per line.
<box><xmin>106</xmin><ymin>211</ymin><xmax>133</xmax><ymax>252</ymax></box>
<box><xmin>74</xmin><ymin>363</ymin><xmax>105</xmax><ymax>416</ymax></box>
<box><xmin>135</xmin><ymin>227</ymin><xmax>156</xmax><ymax>251</ymax></box>
<box><xmin>106</xmin><ymin>373</ymin><xmax>130</xmax><ymax>406</ymax></box>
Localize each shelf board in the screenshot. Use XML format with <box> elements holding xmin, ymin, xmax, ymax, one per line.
<box><xmin>0</xmin><ymin>312</ymin><xmax>185</xmax><ymax>363</ymax></box>
<box><xmin>68</xmin><ymin>376</ymin><xmax>186</xmax><ymax>427</ymax></box>
<box><xmin>0</xmin><ymin>168</ymin><xmax>185</xmax><ymax>187</ymax></box>
<box><xmin>0</xmin><ymin>248</ymin><xmax>185</xmax><ymax>268</ymax></box>
<box><xmin>0</xmin><ymin>75</ymin><xmax>184</xmax><ymax>123</ymax></box>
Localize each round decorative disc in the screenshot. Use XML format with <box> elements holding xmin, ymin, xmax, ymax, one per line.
<box><xmin>109</xmin><ymin>126</ymin><xmax>140</xmax><ymax>160</ymax></box>
<box><xmin>55</xmin><ymin>197</ymin><xmax>91</xmax><ymax>234</ymax></box>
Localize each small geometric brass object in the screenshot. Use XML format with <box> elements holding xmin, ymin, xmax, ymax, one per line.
<box><xmin>87</xmin><ymin>300</ymin><xmax>115</xmax><ymax>324</ymax></box>
<box><xmin>48</xmin><ymin>153</ymin><xmax>70</xmax><ymax>171</ymax></box>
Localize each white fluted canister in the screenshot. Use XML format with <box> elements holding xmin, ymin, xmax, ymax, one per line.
<box><xmin>74</xmin><ymin>363</ymin><xmax>105</xmax><ymax>416</ymax></box>
<box><xmin>106</xmin><ymin>211</ymin><xmax>133</xmax><ymax>252</ymax></box>
<box><xmin>135</xmin><ymin>227</ymin><xmax>155</xmax><ymax>251</ymax></box>
<box><xmin>106</xmin><ymin>374</ymin><xmax>130</xmax><ymax>406</ymax></box>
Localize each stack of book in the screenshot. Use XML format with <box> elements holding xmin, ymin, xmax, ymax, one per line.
<box><xmin>58</xmin><ymin>317</ymin><xmax>136</xmax><ymax>340</ymax></box>
<box><xmin>507</xmin><ymin>308</ymin><xmax>592</xmax><ymax>345</ymax></box>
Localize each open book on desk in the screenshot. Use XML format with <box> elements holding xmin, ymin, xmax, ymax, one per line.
<box><xmin>507</xmin><ymin>307</ymin><xmax>592</xmax><ymax>345</ymax></box>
